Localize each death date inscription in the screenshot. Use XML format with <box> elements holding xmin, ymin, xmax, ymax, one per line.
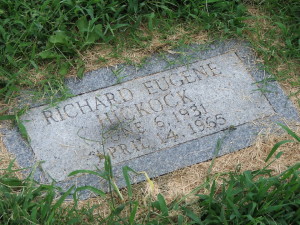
<box><xmin>99</xmin><ymin>102</ymin><xmax>227</xmax><ymax>161</ymax></box>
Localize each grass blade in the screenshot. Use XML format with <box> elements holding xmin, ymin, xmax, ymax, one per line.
<box><xmin>16</xmin><ymin>119</ymin><xmax>30</xmax><ymax>142</ymax></box>
<box><xmin>278</xmin><ymin>123</ymin><xmax>300</xmax><ymax>142</ymax></box>
<box><xmin>157</xmin><ymin>193</ymin><xmax>169</xmax><ymax>217</ymax></box>
<box><xmin>265</xmin><ymin>140</ymin><xmax>294</xmax><ymax>162</ymax></box>
<box><xmin>75</xmin><ymin>185</ymin><xmax>106</xmax><ymax>197</ymax></box>
<box><xmin>68</xmin><ymin>169</ymin><xmax>105</xmax><ymax>178</ymax></box>
<box><xmin>129</xmin><ymin>201</ymin><xmax>138</xmax><ymax>224</ymax></box>
<box><xmin>122</xmin><ymin>166</ymin><xmax>133</xmax><ymax>198</ymax></box>
<box><xmin>0</xmin><ymin>114</ymin><xmax>15</xmax><ymax>120</ymax></box>
<box><xmin>51</xmin><ymin>186</ymin><xmax>74</xmax><ymax>212</ymax></box>
<box><xmin>183</xmin><ymin>207</ymin><xmax>202</xmax><ymax>224</ymax></box>
<box><xmin>46</xmin><ymin>185</ymin><xmax>75</xmax><ymax>223</ymax></box>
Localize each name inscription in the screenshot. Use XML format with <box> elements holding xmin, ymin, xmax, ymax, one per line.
<box><xmin>21</xmin><ymin>52</ymin><xmax>274</xmax><ymax>181</ymax></box>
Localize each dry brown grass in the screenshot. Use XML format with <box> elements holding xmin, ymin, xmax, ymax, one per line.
<box><xmin>0</xmin><ymin>123</ymin><xmax>16</xmax><ymax>176</ymax></box>
<box><xmin>74</xmin><ymin>125</ymin><xmax>300</xmax><ymax>218</ymax></box>
<box><xmin>1</xmin><ymin>121</ymin><xmax>299</xmax><ymax>218</ymax></box>
<box><xmin>0</xmin><ymin>3</ymin><xmax>299</xmax><ymax>220</ymax></box>
<box><xmin>2</xmin><ymin>112</ymin><xmax>298</xmax><ymax>215</ymax></box>
<box><xmin>68</xmin><ymin>25</ymin><xmax>209</xmax><ymax>77</ymax></box>
<box><xmin>245</xmin><ymin>5</ymin><xmax>300</xmax><ymax>107</ymax></box>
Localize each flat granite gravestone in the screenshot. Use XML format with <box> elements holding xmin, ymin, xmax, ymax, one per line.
<box><xmin>1</xmin><ymin>40</ymin><xmax>299</xmax><ymax>196</ymax></box>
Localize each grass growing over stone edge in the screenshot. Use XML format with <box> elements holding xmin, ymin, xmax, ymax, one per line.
<box><xmin>0</xmin><ymin>0</ymin><xmax>248</xmax><ymax>104</ymax></box>
<box><xmin>0</xmin><ymin>0</ymin><xmax>299</xmax><ymax>110</ymax></box>
<box><xmin>0</xmin><ymin>1</ymin><xmax>299</xmax><ymax>224</ymax></box>
<box><xmin>0</xmin><ymin>125</ymin><xmax>299</xmax><ymax>224</ymax></box>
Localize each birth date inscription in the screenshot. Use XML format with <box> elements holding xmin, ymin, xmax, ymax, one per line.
<box><xmin>21</xmin><ymin>52</ymin><xmax>274</xmax><ymax>181</ymax></box>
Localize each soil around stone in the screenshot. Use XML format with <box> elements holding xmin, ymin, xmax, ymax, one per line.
<box><xmin>0</xmin><ymin>40</ymin><xmax>299</xmax><ymax>208</ymax></box>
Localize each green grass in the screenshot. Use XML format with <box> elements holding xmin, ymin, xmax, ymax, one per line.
<box><xmin>0</xmin><ymin>0</ymin><xmax>299</xmax><ymax>224</ymax></box>
<box><xmin>0</xmin><ymin>126</ymin><xmax>299</xmax><ymax>224</ymax></box>
<box><xmin>246</xmin><ymin>0</ymin><xmax>300</xmax><ymax>96</ymax></box>
<box><xmin>195</xmin><ymin>164</ymin><xmax>300</xmax><ymax>224</ymax></box>
<box><xmin>0</xmin><ymin>0</ymin><xmax>248</xmax><ymax>104</ymax></box>
<box><xmin>0</xmin><ymin>161</ymin><xmax>95</xmax><ymax>224</ymax></box>
<box><xmin>1</xmin><ymin>0</ymin><xmax>299</xmax><ymax>107</ymax></box>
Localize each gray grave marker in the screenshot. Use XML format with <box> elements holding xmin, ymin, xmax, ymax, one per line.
<box><xmin>1</xmin><ymin>40</ymin><xmax>299</xmax><ymax>197</ymax></box>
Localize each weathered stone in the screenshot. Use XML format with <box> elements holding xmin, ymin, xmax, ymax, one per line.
<box><xmin>1</xmin><ymin>40</ymin><xmax>299</xmax><ymax>196</ymax></box>
<box><xmin>20</xmin><ymin>51</ymin><xmax>274</xmax><ymax>181</ymax></box>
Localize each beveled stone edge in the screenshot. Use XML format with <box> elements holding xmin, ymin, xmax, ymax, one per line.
<box><xmin>1</xmin><ymin>39</ymin><xmax>299</xmax><ymax>199</ymax></box>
